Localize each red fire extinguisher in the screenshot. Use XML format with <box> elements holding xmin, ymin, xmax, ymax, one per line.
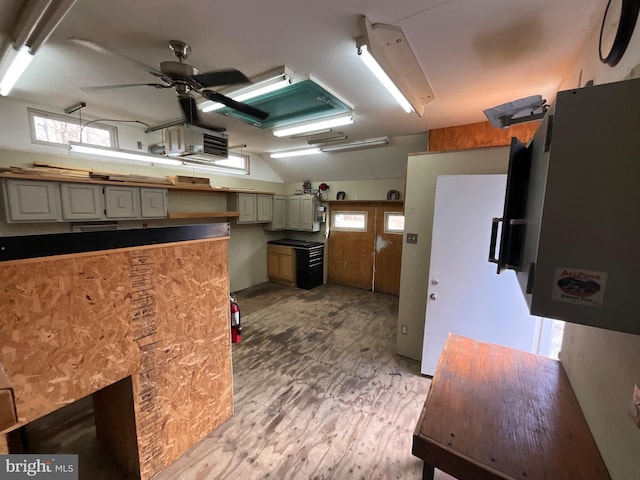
<box><xmin>230</xmin><ymin>294</ymin><xmax>242</xmax><ymax>343</ymax></box>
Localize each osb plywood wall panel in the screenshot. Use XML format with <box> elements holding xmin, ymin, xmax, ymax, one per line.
<box><xmin>428</xmin><ymin>120</ymin><xmax>540</xmax><ymax>151</ymax></box>
<box><xmin>0</xmin><ymin>238</ymin><xmax>232</xmax><ymax>480</ymax></box>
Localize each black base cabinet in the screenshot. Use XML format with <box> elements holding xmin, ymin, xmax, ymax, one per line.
<box><xmin>295</xmin><ymin>245</ymin><xmax>324</xmax><ymax>290</ymax></box>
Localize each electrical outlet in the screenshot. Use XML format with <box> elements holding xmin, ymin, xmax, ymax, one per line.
<box><xmin>400</xmin><ymin>324</ymin><xmax>408</xmax><ymax>335</ymax></box>
<box><xmin>630</xmin><ymin>384</ymin><xmax>640</xmax><ymax>429</ymax></box>
<box><xmin>406</xmin><ymin>233</ymin><xmax>418</xmax><ymax>244</ymax></box>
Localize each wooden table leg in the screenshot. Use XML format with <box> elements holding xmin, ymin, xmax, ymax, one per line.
<box><xmin>422</xmin><ymin>462</ymin><xmax>435</xmax><ymax>480</ymax></box>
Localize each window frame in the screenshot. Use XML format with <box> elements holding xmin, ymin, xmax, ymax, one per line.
<box><xmin>182</xmin><ymin>152</ymin><xmax>250</xmax><ymax>175</ymax></box>
<box><xmin>331</xmin><ymin>211</ymin><xmax>368</xmax><ymax>232</ymax></box>
<box><xmin>384</xmin><ymin>212</ymin><xmax>405</xmax><ymax>234</ymax></box>
<box><xmin>28</xmin><ymin>108</ymin><xmax>118</xmax><ymax>149</ymax></box>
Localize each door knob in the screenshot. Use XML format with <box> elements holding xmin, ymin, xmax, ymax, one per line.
<box><xmin>429</xmin><ymin>293</ymin><xmax>438</xmax><ymax>301</ymax></box>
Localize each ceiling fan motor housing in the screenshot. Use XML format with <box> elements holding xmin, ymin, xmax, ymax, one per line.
<box><xmin>160</xmin><ymin>61</ymin><xmax>199</xmax><ymax>78</ymax></box>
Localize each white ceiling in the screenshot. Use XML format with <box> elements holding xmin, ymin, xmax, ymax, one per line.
<box><xmin>0</xmin><ymin>0</ymin><xmax>606</xmax><ymax>181</ymax></box>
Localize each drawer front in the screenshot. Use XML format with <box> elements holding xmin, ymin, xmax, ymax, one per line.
<box><xmin>268</xmin><ymin>244</ymin><xmax>293</xmax><ymax>256</ymax></box>
<box><xmin>309</xmin><ymin>259</ymin><xmax>323</xmax><ymax>269</ymax></box>
<box><xmin>308</xmin><ymin>249</ymin><xmax>324</xmax><ymax>260</ymax></box>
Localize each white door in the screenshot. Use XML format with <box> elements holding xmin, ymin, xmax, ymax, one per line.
<box><xmin>421</xmin><ymin>175</ymin><xmax>551</xmax><ymax>375</ymax></box>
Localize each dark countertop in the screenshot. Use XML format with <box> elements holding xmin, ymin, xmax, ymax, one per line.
<box><xmin>0</xmin><ymin>223</ymin><xmax>230</xmax><ymax>262</ymax></box>
<box><xmin>268</xmin><ymin>239</ymin><xmax>324</xmax><ymax>249</ymax></box>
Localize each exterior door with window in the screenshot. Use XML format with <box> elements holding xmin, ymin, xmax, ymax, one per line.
<box><xmin>374</xmin><ymin>205</ymin><xmax>404</xmax><ymax>295</ymax></box>
<box><xmin>327</xmin><ymin>205</ymin><xmax>375</xmax><ymax>290</ymax></box>
<box><xmin>327</xmin><ymin>202</ymin><xmax>404</xmax><ymax>294</ymax></box>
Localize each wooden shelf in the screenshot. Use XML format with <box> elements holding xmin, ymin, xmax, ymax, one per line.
<box><xmin>323</xmin><ymin>199</ymin><xmax>403</xmax><ymax>205</ymax></box>
<box><xmin>167</xmin><ymin>211</ymin><xmax>240</xmax><ymax>219</ymax></box>
<box><xmin>0</xmin><ymin>172</ymin><xmax>275</xmax><ymax>194</ymax></box>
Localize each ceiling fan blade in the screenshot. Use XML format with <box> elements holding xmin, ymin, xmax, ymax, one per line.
<box><xmin>178</xmin><ymin>95</ymin><xmax>202</xmax><ymax>125</ymax></box>
<box><xmin>69</xmin><ymin>37</ymin><xmax>166</xmax><ymax>79</ymax></box>
<box><xmin>81</xmin><ymin>83</ymin><xmax>170</xmax><ymax>93</ymax></box>
<box><xmin>201</xmin><ymin>90</ymin><xmax>269</xmax><ymax>120</ymax></box>
<box><xmin>193</xmin><ymin>69</ymin><xmax>250</xmax><ymax>88</ymax></box>
<box><xmin>177</xmin><ymin>95</ymin><xmax>226</xmax><ymax>132</ymax></box>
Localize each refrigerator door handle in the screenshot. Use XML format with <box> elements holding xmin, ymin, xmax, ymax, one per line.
<box><xmin>488</xmin><ymin>217</ymin><xmax>503</xmax><ymax>264</ymax></box>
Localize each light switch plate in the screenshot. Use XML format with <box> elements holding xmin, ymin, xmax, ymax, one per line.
<box><xmin>406</xmin><ymin>233</ymin><xmax>418</xmax><ymax>244</ymax></box>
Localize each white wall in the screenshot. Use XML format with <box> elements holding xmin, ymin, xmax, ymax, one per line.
<box><xmin>0</xmin><ymin>96</ymin><xmax>286</xmax><ymax>292</ymax></box>
<box><xmin>553</xmin><ymin>14</ymin><xmax>640</xmax><ymax>480</ymax></box>
<box><xmin>283</xmin><ymin>178</ymin><xmax>405</xmax><ymax>201</ymax></box>
<box><xmin>397</xmin><ymin>147</ymin><xmax>509</xmax><ymax>360</ymax></box>
<box><xmin>0</xmin><ymin>96</ymin><xmax>413</xmax><ymax>292</ymax></box>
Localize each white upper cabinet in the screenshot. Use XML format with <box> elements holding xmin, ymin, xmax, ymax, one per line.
<box><xmin>3</xmin><ymin>179</ymin><xmax>61</xmax><ymax>222</ymax></box>
<box><xmin>140</xmin><ymin>188</ymin><xmax>168</xmax><ymax>218</ymax></box>
<box><xmin>256</xmin><ymin>194</ymin><xmax>273</xmax><ymax>223</ymax></box>
<box><xmin>104</xmin><ymin>186</ymin><xmax>140</xmax><ymax>219</ymax></box>
<box><xmin>60</xmin><ymin>183</ymin><xmax>105</xmax><ymax>221</ymax></box>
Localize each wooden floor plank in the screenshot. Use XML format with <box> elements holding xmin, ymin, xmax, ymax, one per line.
<box><xmin>24</xmin><ymin>282</ymin><xmax>459</xmax><ymax>480</ymax></box>
<box><xmin>154</xmin><ymin>283</ymin><xmax>435</xmax><ymax>480</ymax></box>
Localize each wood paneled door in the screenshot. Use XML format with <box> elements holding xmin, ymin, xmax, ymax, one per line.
<box><xmin>327</xmin><ymin>204</ymin><xmax>376</xmax><ymax>290</ymax></box>
<box><xmin>373</xmin><ymin>204</ymin><xmax>403</xmax><ymax>295</ymax></box>
<box><xmin>327</xmin><ymin>201</ymin><xmax>403</xmax><ymax>295</ymax></box>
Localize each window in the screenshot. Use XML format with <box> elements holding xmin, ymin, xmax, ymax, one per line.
<box><xmin>332</xmin><ymin>211</ymin><xmax>367</xmax><ymax>231</ymax></box>
<box><xmin>29</xmin><ymin>109</ymin><xmax>117</xmax><ymax>148</ymax></box>
<box><xmin>182</xmin><ymin>153</ymin><xmax>250</xmax><ymax>175</ymax></box>
<box><xmin>384</xmin><ymin>212</ymin><xmax>405</xmax><ymax>234</ymax></box>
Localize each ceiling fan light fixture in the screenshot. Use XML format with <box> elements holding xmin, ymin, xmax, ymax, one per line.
<box><xmin>272</xmin><ymin>114</ymin><xmax>354</xmax><ymax>137</ymax></box>
<box><xmin>200</xmin><ymin>66</ymin><xmax>293</xmax><ymax>113</ymax></box>
<box><xmin>270</xmin><ymin>147</ymin><xmax>321</xmax><ymax>159</ymax></box>
<box><xmin>68</xmin><ymin>142</ymin><xmax>183</xmax><ymax>166</ymax></box>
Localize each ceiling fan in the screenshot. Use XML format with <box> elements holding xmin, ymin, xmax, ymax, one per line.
<box><xmin>72</xmin><ymin>38</ymin><xmax>269</xmax><ymax>126</ymax></box>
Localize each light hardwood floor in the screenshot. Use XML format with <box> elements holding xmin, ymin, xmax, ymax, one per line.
<box><xmin>155</xmin><ymin>282</ymin><xmax>434</xmax><ymax>480</ymax></box>
<box><xmin>26</xmin><ymin>282</ymin><xmax>458</xmax><ymax>479</ymax></box>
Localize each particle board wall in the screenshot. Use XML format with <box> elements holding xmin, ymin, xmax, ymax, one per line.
<box><xmin>0</xmin><ymin>238</ymin><xmax>232</xmax><ymax>480</ymax></box>
<box><xmin>428</xmin><ymin>120</ymin><xmax>539</xmax><ymax>151</ymax></box>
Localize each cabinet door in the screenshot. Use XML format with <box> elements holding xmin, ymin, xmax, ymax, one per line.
<box><xmin>269</xmin><ymin>195</ymin><xmax>287</xmax><ymax>230</ymax></box>
<box><xmin>60</xmin><ymin>183</ymin><xmax>104</xmax><ymax>221</ymax></box>
<box><xmin>267</xmin><ymin>251</ymin><xmax>280</xmax><ymax>279</ymax></box>
<box><xmin>300</xmin><ymin>196</ymin><xmax>316</xmax><ymax>231</ymax></box>
<box><xmin>105</xmin><ymin>186</ymin><xmax>140</xmax><ymax>219</ymax></box>
<box><xmin>237</xmin><ymin>193</ymin><xmax>257</xmax><ymax>223</ymax></box>
<box><xmin>256</xmin><ymin>194</ymin><xmax>273</xmax><ymax>222</ymax></box>
<box><xmin>140</xmin><ymin>188</ymin><xmax>168</xmax><ymax>218</ymax></box>
<box><xmin>278</xmin><ymin>253</ymin><xmax>295</xmax><ymax>283</ymax></box>
<box><xmin>3</xmin><ymin>179</ymin><xmax>61</xmax><ymax>222</ymax></box>
<box><xmin>288</xmin><ymin>196</ymin><xmax>301</xmax><ymax>230</ymax></box>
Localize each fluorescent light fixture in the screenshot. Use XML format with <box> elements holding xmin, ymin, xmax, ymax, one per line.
<box><xmin>0</xmin><ymin>0</ymin><xmax>76</xmax><ymax>96</ymax></box>
<box><xmin>0</xmin><ymin>45</ymin><xmax>34</xmax><ymax>96</ymax></box>
<box><xmin>270</xmin><ymin>147</ymin><xmax>321</xmax><ymax>159</ymax></box>
<box><xmin>69</xmin><ymin>142</ymin><xmax>183</xmax><ymax>166</ymax></box>
<box><xmin>272</xmin><ymin>114</ymin><xmax>354</xmax><ymax>137</ymax></box>
<box><xmin>357</xmin><ymin>17</ymin><xmax>434</xmax><ymax>117</ymax></box>
<box><xmin>200</xmin><ymin>66</ymin><xmax>293</xmax><ymax>112</ymax></box>
<box><xmin>358</xmin><ymin>44</ymin><xmax>412</xmax><ymax>113</ymax></box>
<box><xmin>320</xmin><ymin>136</ymin><xmax>389</xmax><ymax>152</ymax></box>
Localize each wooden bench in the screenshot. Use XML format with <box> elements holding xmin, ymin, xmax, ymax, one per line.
<box><xmin>412</xmin><ymin>334</ymin><xmax>610</xmax><ymax>480</ymax></box>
